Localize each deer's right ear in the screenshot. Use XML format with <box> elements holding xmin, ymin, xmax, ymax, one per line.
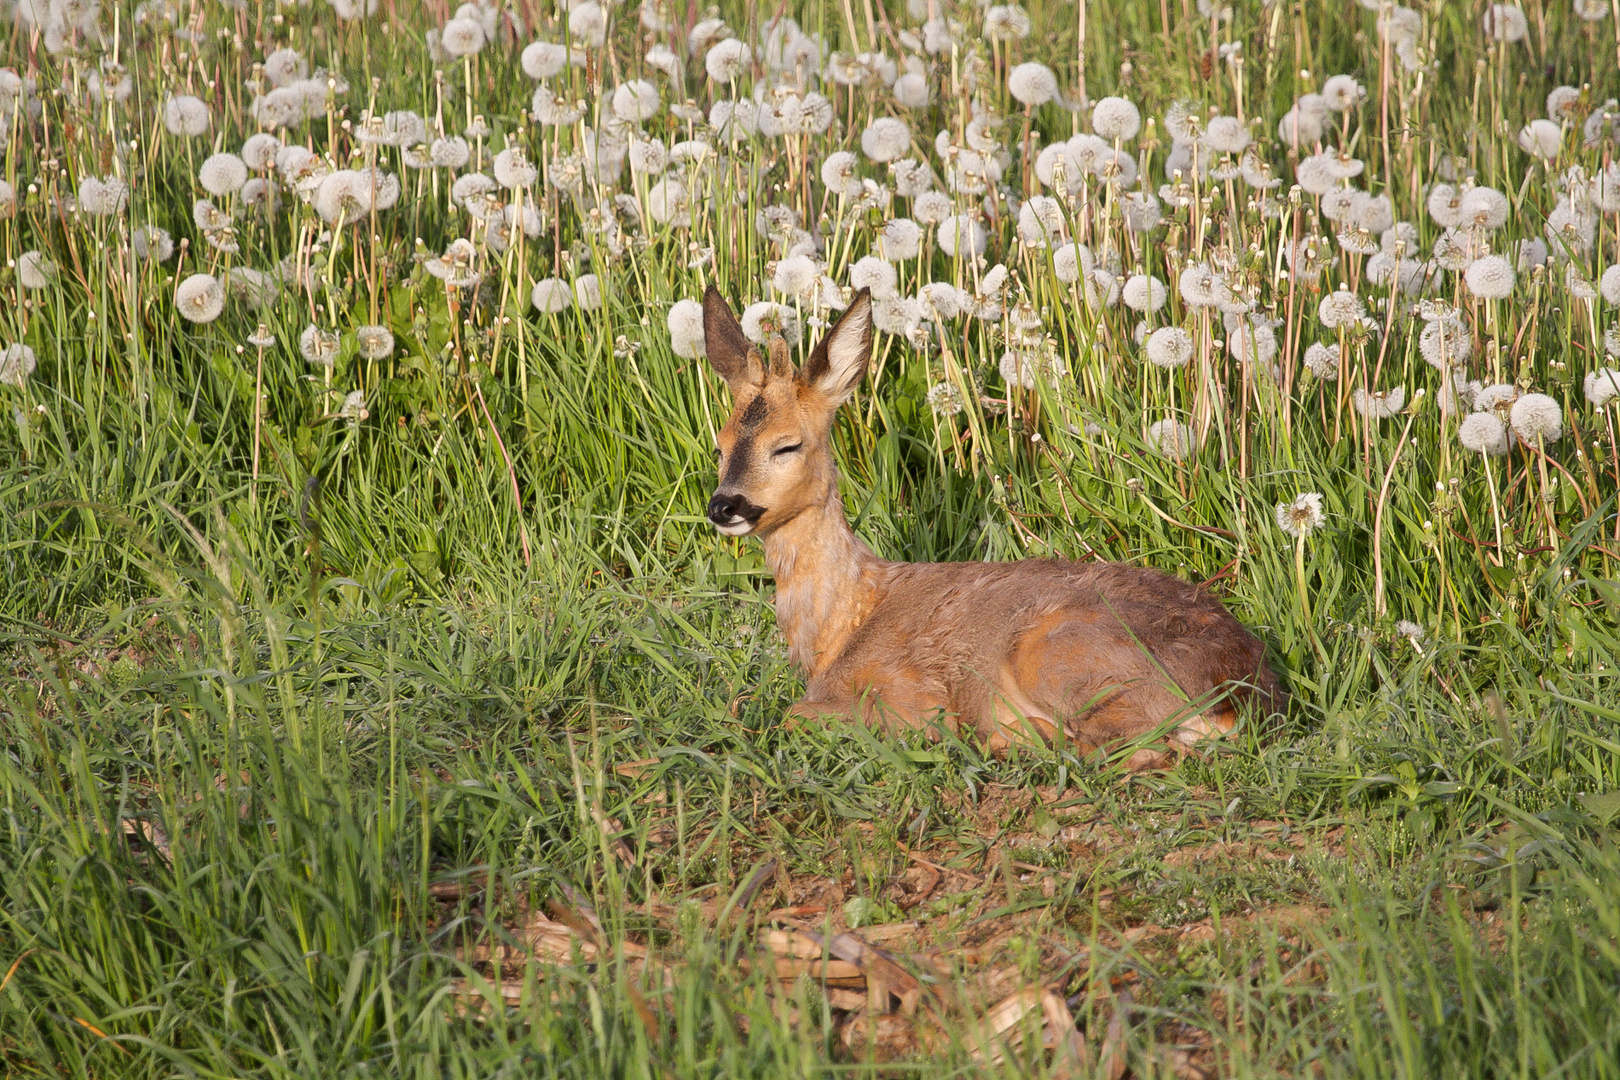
<box><xmin>702</xmin><ymin>285</ymin><xmax>763</xmax><ymax>389</ymax></box>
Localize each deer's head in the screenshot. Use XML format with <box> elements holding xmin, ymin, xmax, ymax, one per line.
<box><xmin>700</xmin><ymin>285</ymin><xmax>873</xmax><ymax>537</ymax></box>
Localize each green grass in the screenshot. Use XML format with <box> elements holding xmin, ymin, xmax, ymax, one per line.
<box><xmin>4</xmin><ymin>0</ymin><xmax>1620</xmax><ymax>1074</ymax></box>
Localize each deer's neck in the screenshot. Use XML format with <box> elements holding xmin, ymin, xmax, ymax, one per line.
<box><xmin>761</xmin><ymin>484</ymin><xmax>887</xmax><ymax>678</ymax></box>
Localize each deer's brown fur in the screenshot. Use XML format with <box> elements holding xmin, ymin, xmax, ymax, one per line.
<box><xmin>700</xmin><ymin>286</ymin><xmax>1284</xmax><ymax>764</ymax></box>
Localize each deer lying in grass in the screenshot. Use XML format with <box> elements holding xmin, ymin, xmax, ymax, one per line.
<box><xmin>699</xmin><ymin>286</ymin><xmax>1284</xmax><ymax>766</ymax></box>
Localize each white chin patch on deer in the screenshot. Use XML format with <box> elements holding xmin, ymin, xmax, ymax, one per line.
<box><xmin>714</xmin><ymin>519</ymin><xmax>755</xmax><ymax>536</ymax></box>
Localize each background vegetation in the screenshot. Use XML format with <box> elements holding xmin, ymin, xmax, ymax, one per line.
<box><xmin>2</xmin><ymin>0</ymin><xmax>1619</xmax><ymax>1074</ymax></box>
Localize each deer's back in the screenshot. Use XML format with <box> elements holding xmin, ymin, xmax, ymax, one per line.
<box><xmin>811</xmin><ymin>557</ymin><xmax>1280</xmax><ymax>726</ymax></box>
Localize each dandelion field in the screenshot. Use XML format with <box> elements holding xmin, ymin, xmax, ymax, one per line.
<box><xmin>3</xmin><ymin>0</ymin><xmax>1620</xmax><ymax>1073</ymax></box>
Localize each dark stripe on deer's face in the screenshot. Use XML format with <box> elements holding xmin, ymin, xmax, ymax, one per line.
<box><xmin>738</xmin><ymin>395</ymin><xmax>769</xmax><ymax>432</ymax></box>
<box><xmin>721</xmin><ymin>435</ymin><xmax>754</xmax><ymax>488</ymax></box>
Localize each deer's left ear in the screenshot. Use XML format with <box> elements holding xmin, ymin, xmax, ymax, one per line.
<box><xmin>800</xmin><ymin>289</ymin><xmax>872</xmax><ymax>408</ymax></box>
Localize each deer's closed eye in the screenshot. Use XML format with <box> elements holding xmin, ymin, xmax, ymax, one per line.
<box><xmin>773</xmin><ymin>443</ymin><xmax>803</xmax><ymax>457</ymax></box>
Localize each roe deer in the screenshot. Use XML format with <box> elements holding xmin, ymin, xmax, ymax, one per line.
<box><xmin>699</xmin><ymin>285</ymin><xmax>1283</xmax><ymax>765</ymax></box>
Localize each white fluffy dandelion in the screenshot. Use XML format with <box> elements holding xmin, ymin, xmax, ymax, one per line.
<box><xmin>17</xmin><ymin>251</ymin><xmax>56</xmax><ymax>290</ymax></box>
<box><xmin>1353</xmin><ymin>385</ymin><xmax>1407</xmax><ymax>419</ymax></box>
<box><xmin>860</xmin><ymin>117</ymin><xmax>912</xmax><ymax>163</ymax></box>
<box><xmin>1007</xmin><ymin>62</ymin><xmax>1058</xmax><ymax>106</ymax></box>
<box><xmin>532</xmin><ymin>277</ymin><xmax>573</xmax><ymax>314</ymax></box>
<box><xmin>355</xmin><ymin>325</ymin><xmax>394</xmax><ymax>360</ymax></box>
<box><xmin>174</xmin><ymin>274</ymin><xmax>225</xmax><ymax>324</ymax></box>
<box><xmin>705</xmin><ymin>39</ymin><xmax>751</xmax><ymax>83</ymax></box>
<box><xmin>1145</xmin><ymin>326</ymin><xmax>1193</xmax><ymax>368</ymax></box>
<box><xmin>300</xmin><ymin>324</ymin><xmax>341</xmax><ymax>365</ymax></box>
<box><xmin>1091</xmin><ymin>96</ymin><xmax>1141</xmax><ymax>141</ymax></box>
<box><xmin>1146</xmin><ymin>418</ymin><xmax>1198</xmax><ymax>461</ymax></box>
<box><xmin>1275</xmin><ymin>492</ymin><xmax>1326</xmax><ymax>538</ymax></box>
<box><xmin>740</xmin><ymin>301</ymin><xmax>801</xmax><ymax>345</ymax></box>
<box><xmin>198</xmin><ymin>152</ymin><xmax>249</xmax><ymax>196</ymax></box>
<box><xmin>1465</xmin><ymin>255</ymin><xmax>1516</xmax><ymax>299</ymax></box>
<box><xmin>0</xmin><ymin>343</ymin><xmax>38</xmax><ymax>388</ymax></box>
<box><xmin>849</xmin><ymin>255</ymin><xmax>898</xmax><ymax>300</ymax></box>
<box><xmin>1317</xmin><ymin>289</ymin><xmax>1366</xmax><ymax>328</ymax></box>
<box><xmin>937</xmin><ymin>214</ymin><xmax>987</xmax><ymax>258</ymax></box>
<box><xmin>1509</xmin><ymin>392</ymin><xmax>1562</xmax><ymax>443</ymax></box>
<box><xmin>1584</xmin><ymin>367</ymin><xmax>1620</xmax><ymax>406</ymax></box>
<box><xmin>1458</xmin><ymin>412</ymin><xmax>1510</xmax><ymax>455</ymax></box>
<box><xmin>1122</xmin><ymin>274</ymin><xmax>1167</xmax><ymax>313</ymax></box>
<box><xmin>164</xmin><ymin>94</ymin><xmax>210</xmax><ymax>136</ymax></box>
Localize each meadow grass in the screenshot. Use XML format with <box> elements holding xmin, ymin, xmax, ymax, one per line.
<box><xmin>3</xmin><ymin>0</ymin><xmax>1620</xmax><ymax>1074</ymax></box>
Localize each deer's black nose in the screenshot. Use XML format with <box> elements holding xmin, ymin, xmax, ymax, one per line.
<box><xmin>708</xmin><ymin>493</ymin><xmax>743</xmax><ymax>524</ymax></box>
<box><xmin>708</xmin><ymin>492</ymin><xmax>765</xmax><ymax>525</ymax></box>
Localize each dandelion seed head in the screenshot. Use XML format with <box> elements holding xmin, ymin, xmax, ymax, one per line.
<box><xmin>164</xmin><ymin>94</ymin><xmax>210</xmax><ymax>136</ymax></box>
<box><xmin>1464</xmin><ymin>255</ymin><xmax>1516</xmax><ymax>299</ymax></box>
<box><xmin>198</xmin><ymin>152</ymin><xmax>249</xmax><ymax>196</ymax></box>
<box><xmin>522</xmin><ymin>40</ymin><xmax>574</xmax><ymax>80</ymax></box>
<box><xmin>77</xmin><ymin>176</ymin><xmax>128</xmax><ymax>216</ymax></box>
<box><xmin>493</xmin><ymin>147</ymin><xmax>539</xmax><ymax>189</ymax></box>
<box><xmin>937</xmin><ymin>213</ymin><xmax>987</xmax><ymax>257</ymax></box>
<box><xmin>1418</xmin><ymin>316</ymin><xmax>1472</xmax><ymax>370</ymax></box>
<box><xmin>17</xmin><ymin>250</ymin><xmax>56</xmax><ymax>290</ymax></box>
<box><xmin>1091</xmin><ymin>96</ymin><xmax>1141</xmax><ymax>141</ymax></box>
<box><xmin>355</xmin><ymin>325</ymin><xmax>394</xmax><ymax>360</ymax></box>
<box><xmin>1584</xmin><ymin>367</ymin><xmax>1620</xmax><ymax>406</ymax></box>
<box><xmin>1006</xmin><ymin>62</ymin><xmax>1058</xmax><ymax>106</ymax></box>
<box><xmin>612</xmin><ymin>79</ymin><xmax>660</xmax><ymax>122</ymax></box>
<box><xmin>1317</xmin><ymin>289</ymin><xmax>1366</xmax><ymax>328</ymax></box>
<box><xmin>1303</xmin><ymin>342</ymin><xmax>1341</xmax><ymax>380</ymax></box>
<box><xmin>1204</xmin><ymin>115</ymin><xmax>1251</xmax><ymax>154</ymax></box>
<box><xmin>1509</xmin><ymin>392</ymin><xmax>1562</xmax><ymax>442</ymax></box>
<box><xmin>1321</xmin><ymin>74</ymin><xmax>1364</xmax><ymax>111</ymax></box>
<box><xmin>131</xmin><ymin>225</ymin><xmax>174</xmax><ymax>262</ymax></box>
<box><xmin>912</xmin><ymin>190</ymin><xmax>952</xmax><ymax>225</ymax></box>
<box><xmin>740</xmin><ymin>301</ymin><xmax>800</xmax><ymax>345</ymax></box>
<box><xmin>1482</xmin><ymin>4</ymin><xmax>1528</xmax><ymax>42</ymax></box>
<box><xmin>530</xmin><ymin>277</ymin><xmax>573</xmax><ymax>315</ymax></box>
<box><xmin>1458</xmin><ymin>186</ymin><xmax>1509</xmax><ymax>229</ymax></box>
<box><xmin>860</xmin><ymin>116</ymin><xmax>912</xmax><ymax>163</ymax></box>
<box><xmin>1458</xmin><ymin>412</ymin><xmax>1510</xmax><ymax>455</ymax></box>
<box><xmin>1518</xmin><ymin>118</ymin><xmax>1562</xmax><ymax>159</ymax></box>
<box><xmin>299</xmin><ymin>324</ymin><xmax>341</xmax><ymax>365</ymax></box>
<box><xmin>0</xmin><ymin>343</ymin><xmax>38</xmax><ymax>388</ymax></box>
<box><xmin>705</xmin><ymin>38</ymin><xmax>751</xmax><ymax>82</ymax></box>
<box><xmin>1145</xmin><ymin>326</ymin><xmax>1193</xmax><ymax>368</ymax></box>
<box><xmin>984</xmin><ymin>4</ymin><xmax>1033</xmax><ymax>40</ymax></box>
<box><xmin>1275</xmin><ymin>492</ymin><xmax>1326</xmax><ymax>538</ymax></box>
<box><xmin>1146</xmin><ymin>418</ymin><xmax>1197</xmax><ymax>461</ymax></box>
<box><xmin>1352</xmin><ymin>385</ymin><xmax>1407</xmax><ymax>420</ymax></box>
<box><xmin>1017</xmin><ymin>195</ymin><xmax>1066</xmax><ymax>247</ymax></box>
<box><xmin>440</xmin><ymin>15</ymin><xmax>485</xmax><ymax>55</ymax></box>
<box><xmin>1474</xmin><ymin>383</ymin><xmax>1519</xmax><ymax>414</ymax></box>
<box><xmin>927</xmin><ymin>380</ymin><xmax>964</xmax><ymax>417</ymax></box>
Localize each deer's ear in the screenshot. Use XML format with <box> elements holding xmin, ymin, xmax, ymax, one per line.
<box><xmin>801</xmin><ymin>289</ymin><xmax>872</xmax><ymax>408</ymax></box>
<box><xmin>702</xmin><ymin>285</ymin><xmax>763</xmax><ymax>389</ymax></box>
